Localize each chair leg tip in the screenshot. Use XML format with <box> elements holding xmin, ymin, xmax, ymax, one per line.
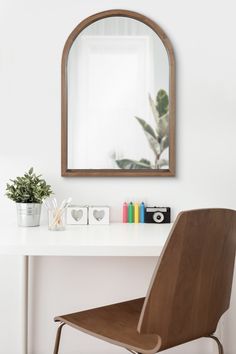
<box><xmin>208</xmin><ymin>335</ymin><xmax>224</xmax><ymax>354</ymax></box>
<box><xmin>53</xmin><ymin>323</ymin><xmax>65</xmax><ymax>354</ymax></box>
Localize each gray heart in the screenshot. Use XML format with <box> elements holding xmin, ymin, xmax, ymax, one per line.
<box><xmin>71</xmin><ymin>209</ymin><xmax>83</xmax><ymax>222</ymax></box>
<box><xmin>93</xmin><ymin>209</ymin><xmax>105</xmax><ymax>221</ymax></box>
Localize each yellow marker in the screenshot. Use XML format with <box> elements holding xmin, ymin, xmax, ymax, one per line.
<box><xmin>134</xmin><ymin>203</ymin><xmax>139</xmax><ymax>223</ymax></box>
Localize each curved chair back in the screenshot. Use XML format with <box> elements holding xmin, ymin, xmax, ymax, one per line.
<box><xmin>138</xmin><ymin>209</ymin><xmax>236</xmax><ymax>351</ymax></box>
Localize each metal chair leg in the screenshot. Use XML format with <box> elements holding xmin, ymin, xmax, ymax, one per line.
<box><xmin>208</xmin><ymin>335</ymin><xmax>224</xmax><ymax>354</ymax></box>
<box><xmin>126</xmin><ymin>349</ymin><xmax>139</xmax><ymax>354</ymax></box>
<box><xmin>53</xmin><ymin>323</ymin><xmax>65</xmax><ymax>354</ymax></box>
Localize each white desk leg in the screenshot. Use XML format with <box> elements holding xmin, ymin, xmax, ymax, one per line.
<box><xmin>19</xmin><ymin>256</ymin><xmax>29</xmax><ymax>354</ymax></box>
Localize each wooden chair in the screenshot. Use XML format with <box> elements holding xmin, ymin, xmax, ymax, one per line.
<box><xmin>53</xmin><ymin>209</ymin><xmax>236</xmax><ymax>354</ymax></box>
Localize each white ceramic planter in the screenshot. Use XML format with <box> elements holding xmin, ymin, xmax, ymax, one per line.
<box><xmin>16</xmin><ymin>203</ymin><xmax>42</xmax><ymax>227</ymax></box>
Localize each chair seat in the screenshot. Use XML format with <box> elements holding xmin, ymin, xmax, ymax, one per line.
<box><xmin>55</xmin><ymin>298</ymin><xmax>161</xmax><ymax>354</ymax></box>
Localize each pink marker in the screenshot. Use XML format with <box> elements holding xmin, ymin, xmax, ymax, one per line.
<box><xmin>123</xmin><ymin>202</ymin><xmax>128</xmax><ymax>223</ymax></box>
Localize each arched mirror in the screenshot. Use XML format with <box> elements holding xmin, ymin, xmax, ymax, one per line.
<box><xmin>61</xmin><ymin>10</ymin><xmax>175</xmax><ymax>176</ymax></box>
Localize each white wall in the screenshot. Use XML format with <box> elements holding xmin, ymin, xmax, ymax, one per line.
<box><xmin>0</xmin><ymin>0</ymin><xmax>235</xmax><ymax>353</ymax></box>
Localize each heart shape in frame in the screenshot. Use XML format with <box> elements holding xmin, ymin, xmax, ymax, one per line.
<box><xmin>93</xmin><ymin>209</ymin><xmax>105</xmax><ymax>221</ymax></box>
<box><xmin>71</xmin><ymin>209</ymin><xmax>83</xmax><ymax>222</ymax></box>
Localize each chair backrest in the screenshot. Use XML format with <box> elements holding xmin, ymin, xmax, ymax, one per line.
<box><xmin>138</xmin><ymin>209</ymin><xmax>236</xmax><ymax>351</ymax></box>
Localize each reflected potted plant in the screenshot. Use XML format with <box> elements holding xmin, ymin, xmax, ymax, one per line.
<box><xmin>115</xmin><ymin>89</ymin><xmax>169</xmax><ymax>169</ymax></box>
<box><xmin>5</xmin><ymin>167</ymin><xmax>53</xmax><ymax>227</ymax></box>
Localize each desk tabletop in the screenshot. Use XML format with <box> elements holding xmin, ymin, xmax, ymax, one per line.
<box><xmin>0</xmin><ymin>223</ymin><xmax>173</xmax><ymax>256</ymax></box>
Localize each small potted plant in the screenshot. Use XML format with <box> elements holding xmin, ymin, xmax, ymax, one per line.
<box><xmin>6</xmin><ymin>167</ymin><xmax>53</xmax><ymax>227</ymax></box>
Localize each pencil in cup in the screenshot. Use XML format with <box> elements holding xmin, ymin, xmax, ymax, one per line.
<box><xmin>48</xmin><ymin>208</ymin><xmax>66</xmax><ymax>231</ymax></box>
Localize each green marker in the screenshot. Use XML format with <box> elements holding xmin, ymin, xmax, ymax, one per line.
<box><xmin>128</xmin><ymin>202</ymin><xmax>134</xmax><ymax>223</ymax></box>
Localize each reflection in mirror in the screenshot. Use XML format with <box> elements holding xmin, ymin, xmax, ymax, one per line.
<box><xmin>62</xmin><ymin>11</ymin><xmax>175</xmax><ymax>176</ymax></box>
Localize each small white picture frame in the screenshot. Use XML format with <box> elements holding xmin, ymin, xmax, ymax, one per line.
<box><xmin>88</xmin><ymin>206</ymin><xmax>110</xmax><ymax>225</ymax></box>
<box><xmin>67</xmin><ymin>205</ymin><xmax>88</xmax><ymax>225</ymax></box>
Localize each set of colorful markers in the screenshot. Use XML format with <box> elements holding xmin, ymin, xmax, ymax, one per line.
<box><xmin>123</xmin><ymin>202</ymin><xmax>145</xmax><ymax>223</ymax></box>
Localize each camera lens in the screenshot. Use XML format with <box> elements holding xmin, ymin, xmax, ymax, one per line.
<box><xmin>153</xmin><ymin>212</ymin><xmax>164</xmax><ymax>223</ymax></box>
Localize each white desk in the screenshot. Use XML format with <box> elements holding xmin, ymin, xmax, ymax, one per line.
<box><xmin>0</xmin><ymin>223</ymin><xmax>172</xmax><ymax>354</ymax></box>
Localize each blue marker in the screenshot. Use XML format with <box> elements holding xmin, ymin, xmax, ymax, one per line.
<box><xmin>140</xmin><ymin>202</ymin><xmax>145</xmax><ymax>223</ymax></box>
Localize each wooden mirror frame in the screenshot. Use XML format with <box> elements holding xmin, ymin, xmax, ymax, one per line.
<box><xmin>61</xmin><ymin>9</ymin><xmax>175</xmax><ymax>177</ymax></box>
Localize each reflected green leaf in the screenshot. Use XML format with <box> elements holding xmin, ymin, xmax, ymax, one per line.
<box><xmin>156</xmin><ymin>113</ymin><xmax>169</xmax><ymax>140</ymax></box>
<box><xmin>156</xmin><ymin>90</ymin><xmax>169</xmax><ymax>117</ymax></box>
<box><xmin>160</xmin><ymin>135</ymin><xmax>169</xmax><ymax>153</ymax></box>
<box><xmin>116</xmin><ymin>159</ymin><xmax>152</xmax><ymax>169</ymax></box>
<box><xmin>135</xmin><ymin>117</ymin><xmax>156</xmax><ymax>139</ymax></box>
<box><xmin>135</xmin><ymin>116</ymin><xmax>160</xmax><ymax>156</ymax></box>
<box><xmin>148</xmin><ymin>94</ymin><xmax>160</xmax><ymax>125</ymax></box>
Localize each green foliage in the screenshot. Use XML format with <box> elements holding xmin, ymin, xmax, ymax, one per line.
<box><xmin>116</xmin><ymin>158</ymin><xmax>151</xmax><ymax>169</ymax></box>
<box><xmin>135</xmin><ymin>117</ymin><xmax>157</xmax><ymax>139</ymax></box>
<box><xmin>115</xmin><ymin>89</ymin><xmax>169</xmax><ymax>170</ymax></box>
<box><xmin>135</xmin><ymin>116</ymin><xmax>160</xmax><ymax>157</ymax></box>
<box><xmin>148</xmin><ymin>94</ymin><xmax>160</xmax><ymax>126</ymax></box>
<box><xmin>156</xmin><ymin>89</ymin><xmax>169</xmax><ymax>117</ymax></box>
<box><xmin>5</xmin><ymin>168</ymin><xmax>53</xmax><ymax>203</ymax></box>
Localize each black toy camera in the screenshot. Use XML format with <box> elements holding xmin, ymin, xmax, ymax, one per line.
<box><xmin>145</xmin><ymin>207</ymin><xmax>171</xmax><ymax>224</ymax></box>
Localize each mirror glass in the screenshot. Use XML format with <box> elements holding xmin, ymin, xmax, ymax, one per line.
<box><xmin>66</xmin><ymin>15</ymin><xmax>172</xmax><ymax>174</ymax></box>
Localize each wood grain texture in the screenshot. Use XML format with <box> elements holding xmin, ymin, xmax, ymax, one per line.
<box><xmin>54</xmin><ymin>209</ymin><xmax>236</xmax><ymax>353</ymax></box>
<box><xmin>138</xmin><ymin>208</ymin><xmax>236</xmax><ymax>351</ymax></box>
<box><xmin>61</xmin><ymin>9</ymin><xmax>176</xmax><ymax>177</ymax></box>
<box><xmin>55</xmin><ymin>299</ymin><xmax>161</xmax><ymax>354</ymax></box>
